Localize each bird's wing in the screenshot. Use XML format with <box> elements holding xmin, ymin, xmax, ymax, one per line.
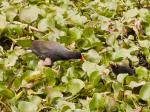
<box><xmin>31</xmin><ymin>40</ymin><xmax>69</xmax><ymax>59</ymax></box>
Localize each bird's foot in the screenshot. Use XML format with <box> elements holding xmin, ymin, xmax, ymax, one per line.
<box><xmin>38</xmin><ymin>58</ymin><xmax>52</xmax><ymax>67</ymax></box>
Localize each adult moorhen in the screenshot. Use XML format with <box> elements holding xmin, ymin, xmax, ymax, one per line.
<box><xmin>31</xmin><ymin>40</ymin><xmax>84</xmax><ymax>66</ymax></box>
<box><xmin>110</xmin><ymin>63</ymin><xmax>135</xmax><ymax>75</ymax></box>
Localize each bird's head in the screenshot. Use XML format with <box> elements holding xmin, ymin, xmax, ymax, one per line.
<box><xmin>74</xmin><ymin>52</ymin><xmax>85</xmax><ymax>61</ymax></box>
<box><xmin>109</xmin><ymin>63</ymin><xmax>118</xmax><ymax>69</ymax></box>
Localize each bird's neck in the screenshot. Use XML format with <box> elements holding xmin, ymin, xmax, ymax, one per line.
<box><xmin>64</xmin><ymin>51</ymin><xmax>81</xmax><ymax>59</ymax></box>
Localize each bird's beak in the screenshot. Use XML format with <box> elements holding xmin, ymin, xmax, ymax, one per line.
<box><xmin>80</xmin><ymin>55</ymin><xmax>85</xmax><ymax>61</ymax></box>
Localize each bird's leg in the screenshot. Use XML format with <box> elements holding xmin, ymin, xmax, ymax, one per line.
<box><xmin>38</xmin><ymin>58</ymin><xmax>52</xmax><ymax>67</ymax></box>
<box><xmin>43</xmin><ymin>57</ymin><xmax>52</xmax><ymax>66</ymax></box>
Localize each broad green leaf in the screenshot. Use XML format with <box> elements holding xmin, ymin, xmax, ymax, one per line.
<box><xmin>19</xmin><ymin>6</ymin><xmax>39</xmax><ymax>23</ymax></box>
<box><xmin>38</xmin><ymin>18</ymin><xmax>49</xmax><ymax>32</ymax></box>
<box><xmin>4</xmin><ymin>24</ymin><xmax>23</xmax><ymax>38</ymax></box>
<box><xmin>145</xmin><ymin>26</ymin><xmax>150</xmax><ymax>36</ymax></box>
<box><xmin>113</xmin><ymin>46</ymin><xmax>138</xmax><ymax>61</ymax></box>
<box><xmin>11</xmin><ymin>106</ymin><xmax>19</xmax><ymax>112</ymax></box>
<box><xmin>68</xmin><ymin>79</ymin><xmax>85</xmax><ymax>95</ymax></box>
<box><xmin>145</xmin><ymin>13</ymin><xmax>150</xmax><ymax>24</ymax></box>
<box><xmin>0</xmin><ymin>86</ymin><xmax>15</xmax><ymax>99</ymax></box>
<box><xmin>54</xmin><ymin>14</ymin><xmax>65</xmax><ymax>26</ymax></box>
<box><xmin>123</xmin><ymin>8</ymin><xmax>138</xmax><ymax>18</ymax></box>
<box><xmin>112</xmin><ymin>82</ymin><xmax>123</xmax><ymax>93</ymax></box>
<box><xmin>57</xmin><ymin>101</ymin><xmax>75</xmax><ymax>111</ymax></box>
<box><xmin>47</xmin><ymin>89</ymin><xmax>63</xmax><ymax>101</ymax></box>
<box><xmin>5</xmin><ymin>53</ymin><xmax>18</xmax><ymax>67</ymax></box>
<box><xmin>106</xmin><ymin>32</ymin><xmax>120</xmax><ymax>46</ymax></box>
<box><xmin>115</xmin><ymin>21</ymin><xmax>123</xmax><ymax>32</ymax></box>
<box><xmin>82</xmin><ymin>27</ymin><xmax>94</xmax><ymax>38</ymax></box>
<box><xmin>69</xmin><ymin>27</ymin><xmax>83</xmax><ymax>40</ymax></box>
<box><xmin>0</xmin><ymin>69</ymin><xmax>3</xmax><ymax>81</ymax></box>
<box><xmin>66</xmin><ymin>67</ymin><xmax>84</xmax><ymax>79</ymax></box>
<box><xmin>82</xmin><ymin>61</ymin><xmax>108</xmax><ymax>76</ymax></box>
<box><xmin>89</xmin><ymin>93</ymin><xmax>106</xmax><ymax>110</ymax></box>
<box><xmin>139</xmin><ymin>83</ymin><xmax>150</xmax><ymax>101</ymax></box>
<box><xmin>101</xmin><ymin>22</ymin><xmax>109</xmax><ymax>31</ymax></box>
<box><xmin>16</xmin><ymin>40</ymin><xmax>32</xmax><ymax>48</ymax></box>
<box><xmin>125</xmin><ymin>76</ymin><xmax>139</xmax><ymax>84</ymax></box>
<box><xmin>86</xmin><ymin>49</ymin><xmax>101</xmax><ymax>63</ymax></box>
<box><xmin>28</xmin><ymin>95</ymin><xmax>41</xmax><ymax>106</ymax></box>
<box><xmin>82</xmin><ymin>61</ymin><xmax>100</xmax><ymax>74</ymax></box>
<box><xmin>69</xmin><ymin>13</ymin><xmax>87</xmax><ymax>25</ymax></box>
<box><xmin>139</xmin><ymin>8</ymin><xmax>149</xmax><ymax>18</ymax></box>
<box><xmin>138</xmin><ymin>40</ymin><xmax>150</xmax><ymax>48</ymax></box>
<box><xmin>43</xmin><ymin>67</ymin><xmax>56</xmax><ymax>86</ymax></box>
<box><xmin>6</xmin><ymin>7</ymin><xmax>18</xmax><ymax>22</ymax></box>
<box><xmin>135</xmin><ymin>67</ymin><xmax>148</xmax><ymax>79</ymax></box>
<box><xmin>13</xmin><ymin>78</ymin><xmax>21</xmax><ymax>90</ymax></box>
<box><xmin>89</xmin><ymin>71</ymin><xmax>101</xmax><ymax>86</ymax></box>
<box><xmin>112</xmin><ymin>48</ymin><xmax>130</xmax><ymax>61</ymax></box>
<box><xmin>18</xmin><ymin>101</ymin><xmax>38</xmax><ymax>112</ymax></box>
<box><xmin>129</xmin><ymin>81</ymin><xmax>145</xmax><ymax>89</ymax></box>
<box><xmin>106</xmin><ymin>2</ymin><xmax>117</xmax><ymax>10</ymax></box>
<box><xmin>0</xmin><ymin>14</ymin><xmax>7</xmax><ymax>35</ymax></box>
<box><xmin>117</xmin><ymin>73</ymin><xmax>128</xmax><ymax>83</ymax></box>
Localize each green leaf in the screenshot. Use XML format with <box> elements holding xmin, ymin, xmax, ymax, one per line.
<box><xmin>0</xmin><ymin>86</ymin><xmax>15</xmax><ymax>99</ymax></box>
<box><xmin>19</xmin><ymin>6</ymin><xmax>39</xmax><ymax>23</ymax></box>
<box><xmin>6</xmin><ymin>7</ymin><xmax>18</xmax><ymax>22</ymax></box>
<box><xmin>123</xmin><ymin>8</ymin><xmax>138</xmax><ymax>18</ymax></box>
<box><xmin>82</xmin><ymin>61</ymin><xmax>108</xmax><ymax>76</ymax></box>
<box><xmin>47</xmin><ymin>89</ymin><xmax>63</xmax><ymax>101</ymax></box>
<box><xmin>38</xmin><ymin>18</ymin><xmax>49</xmax><ymax>32</ymax></box>
<box><xmin>117</xmin><ymin>73</ymin><xmax>128</xmax><ymax>83</ymax></box>
<box><xmin>106</xmin><ymin>2</ymin><xmax>117</xmax><ymax>10</ymax></box>
<box><xmin>139</xmin><ymin>83</ymin><xmax>150</xmax><ymax>101</ymax></box>
<box><xmin>0</xmin><ymin>14</ymin><xmax>7</xmax><ymax>36</ymax></box>
<box><xmin>86</xmin><ymin>49</ymin><xmax>101</xmax><ymax>63</ymax></box>
<box><xmin>139</xmin><ymin>8</ymin><xmax>149</xmax><ymax>18</ymax></box>
<box><xmin>125</xmin><ymin>76</ymin><xmax>139</xmax><ymax>84</ymax></box>
<box><xmin>145</xmin><ymin>26</ymin><xmax>150</xmax><ymax>36</ymax></box>
<box><xmin>28</xmin><ymin>95</ymin><xmax>41</xmax><ymax>106</ymax></box>
<box><xmin>135</xmin><ymin>67</ymin><xmax>148</xmax><ymax>79</ymax></box>
<box><xmin>112</xmin><ymin>48</ymin><xmax>130</xmax><ymax>61</ymax></box>
<box><xmin>5</xmin><ymin>53</ymin><xmax>18</xmax><ymax>67</ymax></box>
<box><xmin>68</xmin><ymin>79</ymin><xmax>85</xmax><ymax>95</ymax></box>
<box><xmin>138</xmin><ymin>40</ymin><xmax>150</xmax><ymax>48</ymax></box>
<box><xmin>89</xmin><ymin>71</ymin><xmax>101</xmax><ymax>86</ymax></box>
<box><xmin>16</xmin><ymin>40</ymin><xmax>32</xmax><ymax>48</ymax></box>
<box><xmin>43</xmin><ymin>67</ymin><xmax>56</xmax><ymax>86</ymax></box>
<box><xmin>82</xmin><ymin>61</ymin><xmax>100</xmax><ymax>74</ymax></box>
<box><xmin>129</xmin><ymin>81</ymin><xmax>145</xmax><ymax>89</ymax></box>
<box><xmin>69</xmin><ymin>27</ymin><xmax>83</xmax><ymax>40</ymax></box>
<box><xmin>4</xmin><ymin>24</ymin><xmax>23</xmax><ymax>38</ymax></box>
<box><xmin>57</xmin><ymin>101</ymin><xmax>75</xmax><ymax>111</ymax></box>
<box><xmin>68</xmin><ymin>11</ymin><xmax>87</xmax><ymax>25</ymax></box>
<box><xmin>18</xmin><ymin>101</ymin><xmax>38</xmax><ymax>112</ymax></box>
<box><xmin>106</xmin><ymin>32</ymin><xmax>120</xmax><ymax>46</ymax></box>
<box><xmin>82</xmin><ymin>27</ymin><xmax>94</xmax><ymax>38</ymax></box>
<box><xmin>89</xmin><ymin>93</ymin><xmax>106</xmax><ymax>110</ymax></box>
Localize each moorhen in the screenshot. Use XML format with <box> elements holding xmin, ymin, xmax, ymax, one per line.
<box><xmin>110</xmin><ymin>63</ymin><xmax>135</xmax><ymax>75</ymax></box>
<box><xmin>31</xmin><ymin>40</ymin><xmax>84</xmax><ymax>66</ymax></box>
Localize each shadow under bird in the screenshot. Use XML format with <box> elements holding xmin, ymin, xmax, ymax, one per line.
<box><xmin>31</xmin><ymin>40</ymin><xmax>84</xmax><ymax>66</ymax></box>
<box><xmin>110</xmin><ymin>63</ymin><xmax>135</xmax><ymax>75</ymax></box>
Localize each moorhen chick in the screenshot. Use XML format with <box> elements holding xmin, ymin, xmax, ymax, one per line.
<box><xmin>110</xmin><ymin>63</ymin><xmax>135</xmax><ymax>75</ymax></box>
<box><xmin>31</xmin><ymin>40</ymin><xmax>84</xmax><ymax>66</ymax></box>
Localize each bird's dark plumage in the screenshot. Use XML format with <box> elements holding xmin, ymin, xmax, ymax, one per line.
<box><xmin>31</xmin><ymin>40</ymin><xmax>82</xmax><ymax>63</ymax></box>
<box><xmin>110</xmin><ymin>64</ymin><xmax>135</xmax><ymax>75</ymax></box>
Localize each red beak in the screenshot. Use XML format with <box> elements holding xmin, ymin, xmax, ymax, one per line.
<box><xmin>80</xmin><ymin>55</ymin><xmax>85</xmax><ymax>61</ymax></box>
